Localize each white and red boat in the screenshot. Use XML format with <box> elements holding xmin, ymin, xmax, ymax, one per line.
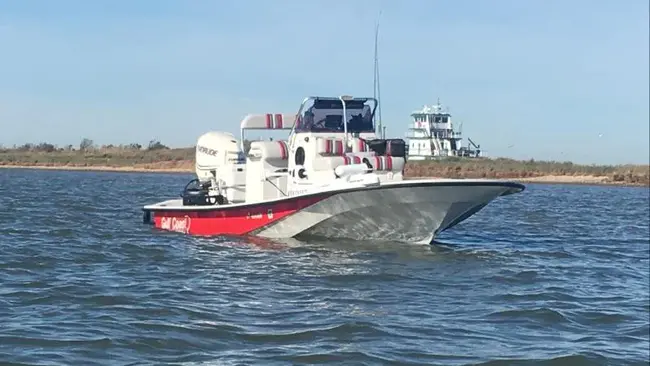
<box><xmin>142</xmin><ymin>95</ymin><xmax>525</xmax><ymax>244</ymax></box>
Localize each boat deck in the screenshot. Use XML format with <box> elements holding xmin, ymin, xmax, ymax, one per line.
<box><xmin>142</xmin><ymin>178</ymin><xmax>525</xmax><ymax>211</ymax></box>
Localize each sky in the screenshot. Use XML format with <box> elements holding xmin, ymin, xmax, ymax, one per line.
<box><xmin>0</xmin><ymin>0</ymin><xmax>648</xmax><ymax>165</ymax></box>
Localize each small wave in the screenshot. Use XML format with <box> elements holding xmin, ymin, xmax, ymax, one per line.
<box><xmin>620</xmin><ymin>324</ymin><xmax>650</xmax><ymax>338</ymax></box>
<box><xmin>485</xmin><ymin>307</ymin><xmax>570</xmax><ymax>325</ymax></box>
<box><xmin>471</xmin><ymin>353</ymin><xmax>611</xmax><ymax>366</ymax></box>
<box><xmin>492</xmin><ymin>290</ymin><xmax>580</xmax><ymax>303</ymax></box>
<box><xmin>566</xmin><ymin>309</ymin><xmax>637</xmax><ymax>327</ymax></box>
<box><xmin>125</xmin><ymin>320</ymin><xmax>245</xmax><ymax>340</ymax></box>
<box><xmin>0</xmin><ymin>336</ymin><xmax>112</xmax><ymax>348</ymax></box>
<box><xmin>272</xmin><ymin>350</ymin><xmax>422</xmax><ymax>365</ymax></box>
<box><xmin>519</xmin><ymin>248</ymin><xmax>578</xmax><ymax>259</ymax></box>
<box><xmin>235</xmin><ymin>321</ymin><xmax>387</xmax><ymax>343</ymax></box>
<box><xmin>487</xmin><ymin>269</ymin><xmax>540</xmax><ymax>284</ymax></box>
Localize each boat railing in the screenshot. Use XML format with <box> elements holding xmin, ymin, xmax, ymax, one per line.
<box><xmin>218</xmin><ymin>183</ymin><xmax>246</xmax><ymax>189</ymax></box>
<box><xmin>264</xmin><ymin>170</ymin><xmax>289</xmax><ymax>179</ymax></box>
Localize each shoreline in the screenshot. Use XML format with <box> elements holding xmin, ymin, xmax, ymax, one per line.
<box><xmin>2</xmin><ymin>164</ymin><xmax>647</xmax><ymax>188</ymax></box>
<box><xmin>407</xmin><ymin>175</ymin><xmax>647</xmax><ymax>188</ymax></box>
<box><xmin>0</xmin><ymin>164</ymin><xmax>192</xmax><ymax>174</ymax></box>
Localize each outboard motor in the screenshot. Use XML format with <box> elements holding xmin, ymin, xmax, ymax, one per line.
<box><xmin>180</xmin><ymin>131</ymin><xmax>246</xmax><ymax>206</ymax></box>
<box><xmin>181</xmin><ymin>179</ymin><xmax>222</xmax><ymax>206</ymax></box>
<box><xmin>195</xmin><ymin>131</ymin><xmax>244</xmax><ymax>184</ymax></box>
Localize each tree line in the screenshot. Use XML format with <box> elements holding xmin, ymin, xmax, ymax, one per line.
<box><xmin>0</xmin><ymin>138</ymin><xmax>169</xmax><ymax>153</ymax></box>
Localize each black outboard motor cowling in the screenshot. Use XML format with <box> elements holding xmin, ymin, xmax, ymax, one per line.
<box><xmin>182</xmin><ymin>188</ymin><xmax>213</xmax><ymax>206</ymax></box>
<box><xmin>363</xmin><ymin>138</ymin><xmax>407</xmax><ymax>158</ymax></box>
<box><xmin>365</xmin><ymin>139</ymin><xmax>387</xmax><ymax>156</ymax></box>
<box><xmin>385</xmin><ymin>139</ymin><xmax>406</xmax><ymax>157</ymax></box>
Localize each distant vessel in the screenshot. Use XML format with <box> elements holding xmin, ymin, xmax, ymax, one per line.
<box><xmin>405</xmin><ymin>99</ymin><xmax>481</xmax><ymax>160</ymax></box>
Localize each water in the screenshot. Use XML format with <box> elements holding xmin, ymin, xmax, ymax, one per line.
<box><xmin>0</xmin><ymin>169</ymin><xmax>648</xmax><ymax>366</ymax></box>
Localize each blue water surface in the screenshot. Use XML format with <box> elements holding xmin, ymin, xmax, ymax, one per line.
<box><xmin>0</xmin><ymin>169</ymin><xmax>648</xmax><ymax>365</ymax></box>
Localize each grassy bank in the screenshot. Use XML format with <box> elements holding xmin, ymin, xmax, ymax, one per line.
<box><xmin>0</xmin><ymin>144</ymin><xmax>648</xmax><ymax>187</ymax></box>
<box><xmin>404</xmin><ymin>157</ymin><xmax>649</xmax><ymax>186</ymax></box>
<box><xmin>0</xmin><ymin>144</ymin><xmax>195</xmax><ymax>172</ymax></box>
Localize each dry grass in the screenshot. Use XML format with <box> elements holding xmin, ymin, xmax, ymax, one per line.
<box><xmin>405</xmin><ymin>157</ymin><xmax>649</xmax><ymax>186</ymax></box>
<box><xmin>0</xmin><ymin>146</ymin><xmax>194</xmax><ymax>171</ymax></box>
<box><xmin>1</xmin><ymin>146</ymin><xmax>648</xmax><ymax>187</ymax></box>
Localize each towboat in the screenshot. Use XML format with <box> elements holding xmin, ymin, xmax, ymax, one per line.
<box><xmin>142</xmin><ymin>95</ymin><xmax>525</xmax><ymax>244</ymax></box>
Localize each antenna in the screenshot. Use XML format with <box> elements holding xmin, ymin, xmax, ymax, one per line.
<box><xmin>373</xmin><ymin>11</ymin><xmax>384</xmax><ymax>139</ymax></box>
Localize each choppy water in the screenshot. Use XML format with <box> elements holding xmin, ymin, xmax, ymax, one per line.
<box><xmin>0</xmin><ymin>168</ymin><xmax>648</xmax><ymax>366</ymax></box>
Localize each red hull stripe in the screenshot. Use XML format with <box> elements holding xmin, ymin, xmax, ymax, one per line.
<box><xmin>386</xmin><ymin>156</ymin><xmax>393</xmax><ymax>170</ymax></box>
<box><xmin>151</xmin><ymin>195</ymin><xmax>327</xmax><ymax>236</ymax></box>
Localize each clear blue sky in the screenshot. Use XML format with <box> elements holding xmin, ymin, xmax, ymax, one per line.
<box><xmin>0</xmin><ymin>0</ymin><xmax>648</xmax><ymax>165</ymax></box>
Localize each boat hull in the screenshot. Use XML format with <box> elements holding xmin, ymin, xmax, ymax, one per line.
<box><xmin>142</xmin><ymin>179</ymin><xmax>524</xmax><ymax>243</ymax></box>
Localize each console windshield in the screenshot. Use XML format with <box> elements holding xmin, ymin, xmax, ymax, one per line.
<box><xmin>294</xmin><ymin>98</ymin><xmax>376</xmax><ymax>133</ymax></box>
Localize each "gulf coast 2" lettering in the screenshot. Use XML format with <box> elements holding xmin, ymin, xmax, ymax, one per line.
<box><xmin>160</xmin><ymin>216</ymin><xmax>191</xmax><ymax>234</ymax></box>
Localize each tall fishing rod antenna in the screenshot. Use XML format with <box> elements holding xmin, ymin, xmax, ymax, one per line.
<box><xmin>373</xmin><ymin>11</ymin><xmax>384</xmax><ymax>139</ymax></box>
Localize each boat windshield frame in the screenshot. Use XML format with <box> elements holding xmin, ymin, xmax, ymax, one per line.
<box><xmin>289</xmin><ymin>96</ymin><xmax>378</xmax><ymax>137</ymax></box>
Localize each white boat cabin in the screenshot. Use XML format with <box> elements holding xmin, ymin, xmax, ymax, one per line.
<box><xmin>191</xmin><ymin>96</ymin><xmax>407</xmax><ymax>206</ymax></box>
